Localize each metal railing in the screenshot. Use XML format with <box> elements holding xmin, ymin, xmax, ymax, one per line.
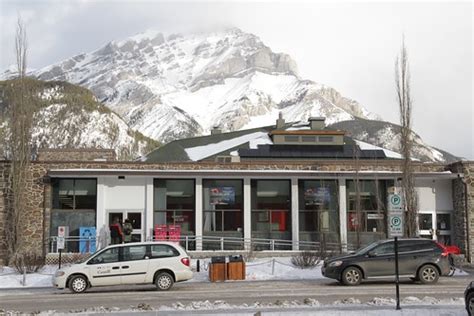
<box><xmin>48</xmin><ymin>235</ymin><xmax>346</xmax><ymax>253</ymax></box>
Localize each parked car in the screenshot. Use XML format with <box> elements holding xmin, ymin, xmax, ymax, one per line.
<box><xmin>54</xmin><ymin>241</ymin><xmax>193</xmax><ymax>293</ymax></box>
<box><xmin>465</xmin><ymin>281</ymin><xmax>474</xmax><ymax>316</ymax></box>
<box><xmin>322</xmin><ymin>238</ymin><xmax>451</xmax><ymax>286</ymax></box>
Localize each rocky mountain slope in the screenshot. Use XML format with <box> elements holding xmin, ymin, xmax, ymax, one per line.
<box><xmin>2</xmin><ymin>27</ymin><xmax>457</xmax><ymax>162</ymax></box>
<box><xmin>328</xmin><ymin>119</ymin><xmax>458</xmax><ymax>163</ymax></box>
<box><xmin>28</xmin><ymin>28</ymin><xmax>379</xmax><ymax>140</ymax></box>
<box><xmin>0</xmin><ymin>79</ymin><xmax>159</xmax><ymax>160</ymax></box>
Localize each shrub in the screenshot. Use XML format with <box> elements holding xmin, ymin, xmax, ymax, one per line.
<box><xmin>12</xmin><ymin>252</ymin><xmax>45</xmax><ymax>274</ymax></box>
<box><xmin>291</xmin><ymin>250</ymin><xmax>321</xmax><ymax>269</ymax></box>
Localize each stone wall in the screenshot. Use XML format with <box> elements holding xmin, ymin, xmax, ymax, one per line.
<box><xmin>0</xmin><ymin>159</ymin><xmax>461</xmax><ymax>264</ymax></box>
<box><xmin>449</xmin><ymin>161</ymin><xmax>474</xmax><ymax>262</ymax></box>
<box><xmin>37</xmin><ymin>148</ymin><xmax>116</xmax><ymax>162</ymax></box>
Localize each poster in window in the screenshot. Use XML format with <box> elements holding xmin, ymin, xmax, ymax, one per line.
<box><xmin>304</xmin><ymin>187</ymin><xmax>330</xmax><ymax>206</ymax></box>
<box><xmin>210</xmin><ymin>187</ymin><xmax>235</xmax><ymax>205</ymax></box>
<box><xmin>79</xmin><ymin>227</ymin><xmax>96</xmax><ymax>253</ymax></box>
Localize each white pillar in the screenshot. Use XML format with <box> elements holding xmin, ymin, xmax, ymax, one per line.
<box><xmin>195</xmin><ymin>177</ymin><xmax>203</xmax><ymax>250</ymax></box>
<box><xmin>244</xmin><ymin>177</ymin><xmax>252</xmax><ymax>250</ymax></box>
<box><xmin>338</xmin><ymin>178</ymin><xmax>348</xmax><ymax>252</ymax></box>
<box><xmin>291</xmin><ymin>177</ymin><xmax>299</xmax><ymax>250</ymax></box>
<box><xmin>96</xmin><ymin>177</ymin><xmax>106</xmax><ymax>231</ymax></box>
<box><xmin>145</xmin><ymin>177</ymin><xmax>154</xmax><ymax>241</ymax></box>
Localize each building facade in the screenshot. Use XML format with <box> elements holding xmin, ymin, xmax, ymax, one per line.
<box><xmin>0</xmin><ymin>157</ymin><xmax>472</xmax><ymax>264</ymax></box>
<box><xmin>0</xmin><ymin>118</ymin><xmax>473</xmax><ymax>264</ymax></box>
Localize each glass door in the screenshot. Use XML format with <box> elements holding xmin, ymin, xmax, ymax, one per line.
<box><xmin>436</xmin><ymin>213</ymin><xmax>452</xmax><ymax>245</ymax></box>
<box><xmin>418</xmin><ymin>213</ymin><xmax>434</xmax><ymax>239</ymax></box>
<box><xmin>108</xmin><ymin>210</ymin><xmax>144</xmax><ymax>243</ymax></box>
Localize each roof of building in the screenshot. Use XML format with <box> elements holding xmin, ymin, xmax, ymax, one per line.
<box><xmin>144</xmin><ymin>120</ymin><xmax>399</xmax><ymax>163</ymax></box>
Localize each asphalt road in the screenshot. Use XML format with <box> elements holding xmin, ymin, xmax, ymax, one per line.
<box><xmin>0</xmin><ymin>275</ymin><xmax>472</xmax><ymax>314</ymax></box>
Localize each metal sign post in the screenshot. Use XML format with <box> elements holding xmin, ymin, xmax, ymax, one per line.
<box><xmin>394</xmin><ymin>236</ymin><xmax>401</xmax><ymax>310</ymax></box>
<box><xmin>57</xmin><ymin>226</ymin><xmax>68</xmax><ymax>269</ymax></box>
<box><xmin>388</xmin><ymin>187</ymin><xmax>403</xmax><ymax>311</ymax></box>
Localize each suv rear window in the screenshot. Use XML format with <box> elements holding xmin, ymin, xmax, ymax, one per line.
<box><xmin>399</xmin><ymin>240</ymin><xmax>439</xmax><ymax>253</ymax></box>
<box><xmin>150</xmin><ymin>244</ymin><xmax>179</xmax><ymax>258</ymax></box>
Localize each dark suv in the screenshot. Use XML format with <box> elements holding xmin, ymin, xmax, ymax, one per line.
<box><xmin>322</xmin><ymin>238</ymin><xmax>451</xmax><ymax>286</ymax></box>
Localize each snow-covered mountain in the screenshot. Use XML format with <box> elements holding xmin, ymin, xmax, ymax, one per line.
<box><xmin>0</xmin><ymin>79</ymin><xmax>158</xmax><ymax>160</ymax></box>
<box><xmin>28</xmin><ymin>28</ymin><xmax>380</xmax><ymax>141</ymax></box>
<box><xmin>2</xmin><ymin>27</ymin><xmax>457</xmax><ymax>162</ymax></box>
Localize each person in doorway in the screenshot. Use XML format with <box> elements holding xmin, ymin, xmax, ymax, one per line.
<box><xmin>123</xmin><ymin>218</ymin><xmax>133</xmax><ymax>243</ymax></box>
<box><xmin>110</xmin><ymin>217</ymin><xmax>123</xmax><ymax>244</ymax></box>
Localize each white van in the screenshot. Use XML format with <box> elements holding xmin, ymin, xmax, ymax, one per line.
<box><xmin>54</xmin><ymin>241</ymin><xmax>193</xmax><ymax>293</ymax></box>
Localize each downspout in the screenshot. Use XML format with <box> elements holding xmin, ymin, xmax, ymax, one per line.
<box><xmin>459</xmin><ymin>174</ymin><xmax>471</xmax><ymax>263</ymax></box>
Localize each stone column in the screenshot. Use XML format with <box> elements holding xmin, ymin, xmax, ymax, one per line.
<box><xmin>291</xmin><ymin>177</ymin><xmax>299</xmax><ymax>250</ymax></box>
<box><xmin>195</xmin><ymin>177</ymin><xmax>203</xmax><ymax>251</ymax></box>
<box><xmin>244</xmin><ymin>177</ymin><xmax>252</xmax><ymax>250</ymax></box>
<box><xmin>338</xmin><ymin>178</ymin><xmax>348</xmax><ymax>252</ymax></box>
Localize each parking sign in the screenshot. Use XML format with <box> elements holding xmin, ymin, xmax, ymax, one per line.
<box><xmin>388</xmin><ymin>215</ymin><xmax>404</xmax><ymax>237</ymax></box>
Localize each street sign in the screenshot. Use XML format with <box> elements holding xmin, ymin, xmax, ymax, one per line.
<box><xmin>57</xmin><ymin>236</ymin><xmax>65</xmax><ymax>250</ymax></box>
<box><xmin>388</xmin><ymin>215</ymin><xmax>404</xmax><ymax>237</ymax></box>
<box><xmin>388</xmin><ymin>193</ymin><xmax>403</xmax><ymax>212</ymax></box>
<box><xmin>58</xmin><ymin>226</ymin><xmax>69</xmax><ymax>238</ymax></box>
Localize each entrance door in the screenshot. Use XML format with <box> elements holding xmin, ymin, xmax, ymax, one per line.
<box><xmin>108</xmin><ymin>211</ymin><xmax>144</xmax><ymax>242</ymax></box>
<box><xmin>418</xmin><ymin>213</ymin><xmax>434</xmax><ymax>239</ymax></box>
<box><xmin>436</xmin><ymin>213</ymin><xmax>452</xmax><ymax>245</ymax></box>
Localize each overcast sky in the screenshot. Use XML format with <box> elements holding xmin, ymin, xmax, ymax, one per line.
<box><xmin>1</xmin><ymin>0</ymin><xmax>472</xmax><ymax>159</ymax></box>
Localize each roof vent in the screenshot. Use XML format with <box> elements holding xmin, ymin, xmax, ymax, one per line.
<box><xmin>308</xmin><ymin>117</ymin><xmax>326</xmax><ymax>130</ymax></box>
<box><xmin>276</xmin><ymin>112</ymin><xmax>285</xmax><ymax>129</ymax></box>
<box><xmin>211</xmin><ymin>126</ymin><xmax>222</xmax><ymax>135</ymax></box>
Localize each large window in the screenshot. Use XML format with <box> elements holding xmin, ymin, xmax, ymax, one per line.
<box><xmin>251</xmin><ymin>180</ymin><xmax>291</xmax><ymax>250</ymax></box>
<box><xmin>298</xmin><ymin>180</ymin><xmax>339</xmax><ymax>247</ymax></box>
<box><xmin>203</xmin><ymin>179</ymin><xmax>243</xmax><ymax>250</ymax></box>
<box><xmin>346</xmin><ymin>180</ymin><xmax>387</xmax><ymax>247</ymax></box>
<box><xmin>153</xmin><ymin>179</ymin><xmax>195</xmax><ymax>235</ymax></box>
<box><xmin>51</xmin><ymin>178</ymin><xmax>97</xmax><ymax>252</ymax></box>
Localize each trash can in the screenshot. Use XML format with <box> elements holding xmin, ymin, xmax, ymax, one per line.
<box><xmin>227</xmin><ymin>255</ymin><xmax>245</xmax><ymax>280</ymax></box>
<box><xmin>209</xmin><ymin>256</ymin><xmax>226</xmax><ymax>282</ymax></box>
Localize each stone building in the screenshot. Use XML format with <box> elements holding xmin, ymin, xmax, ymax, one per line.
<box><xmin>0</xmin><ymin>117</ymin><xmax>472</xmax><ymax>264</ymax></box>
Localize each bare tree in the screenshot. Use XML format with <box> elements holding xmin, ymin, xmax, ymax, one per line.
<box><xmin>4</xmin><ymin>17</ymin><xmax>33</xmax><ymax>264</ymax></box>
<box><xmin>395</xmin><ymin>38</ymin><xmax>418</xmax><ymax>237</ymax></box>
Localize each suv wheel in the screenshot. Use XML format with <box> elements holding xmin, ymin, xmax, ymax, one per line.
<box><xmin>69</xmin><ymin>275</ymin><xmax>88</xmax><ymax>293</ymax></box>
<box><xmin>341</xmin><ymin>267</ymin><xmax>362</xmax><ymax>286</ymax></box>
<box><xmin>155</xmin><ymin>272</ymin><xmax>174</xmax><ymax>291</ymax></box>
<box><xmin>418</xmin><ymin>264</ymin><xmax>439</xmax><ymax>284</ymax></box>
<box><xmin>467</xmin><ymin>292</ymin><xmax>474</xmax><ymax>316</ymax></box>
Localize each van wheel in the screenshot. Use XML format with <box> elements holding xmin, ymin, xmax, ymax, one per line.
<box><xmin>341</xmin><ymin>267</ymin><xmax>362</xmax><ymax>286</ymax></box>
<box><xmin>155</xmin><ymin>272</ymin><xmax>174</xmax><ymax>291</ymax></box>
<box><xmin>418</xmin><ymin>265</ymin><xmax>439</xmax><ymax>284</ymax></box>
<box><xmin>69</xmin><ymin>275</ymin><xmax>88</xmax><ymax>293</ymax></box>
<box><xmin>467</xmin><ymin>292</ymin><xmax>474</xmax><ymax>316</ymax></box>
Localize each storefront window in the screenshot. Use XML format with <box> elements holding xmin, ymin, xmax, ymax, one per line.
<box><xmin>346</xmin><ymin>180</ymin><xmax>387</xmax><ymax>247</ymax></box>
<box><xmin>251</xmin><ymin>180</ymin><xmax>291</xmax><ymax>250</ymax></box>
<box><xmin>153</xmin><ymin>179</ymin><xmax>195</xmax><ymax>236</ymax></box>
<box><xmin>51</xmin><ymin>178</ymin><xmax>97</xmax><ymax>252</ymax></box>
<box><xmin>203</xmin><ymin>179</ymin><xmax>243</xmax><ymax>250</ymax></box>
<box><xmin>298</xmin><ymin>180</ymin><xmax>339</xmax><ymax>248</ymax></box>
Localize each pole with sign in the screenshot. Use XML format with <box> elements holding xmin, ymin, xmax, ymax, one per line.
<box><xmin>387</xmin><ymin>187</ymin><xmax>404</xmax><ymax>310</ymax></box>
<box><xmin>57</xmin><ymin>226</ymin><xmax>68</xmax><ymax>269</ymax></box>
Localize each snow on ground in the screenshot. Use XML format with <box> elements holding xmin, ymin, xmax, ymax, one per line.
<box><xmin>0</xmin><ymin>265</ymin><xmax>56</xmax><ymax>288</ymax></box>
<box><xmin>0</xmin><ymin>256</ymin><xmax>469</xmax><ymax>289</ymax></box>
